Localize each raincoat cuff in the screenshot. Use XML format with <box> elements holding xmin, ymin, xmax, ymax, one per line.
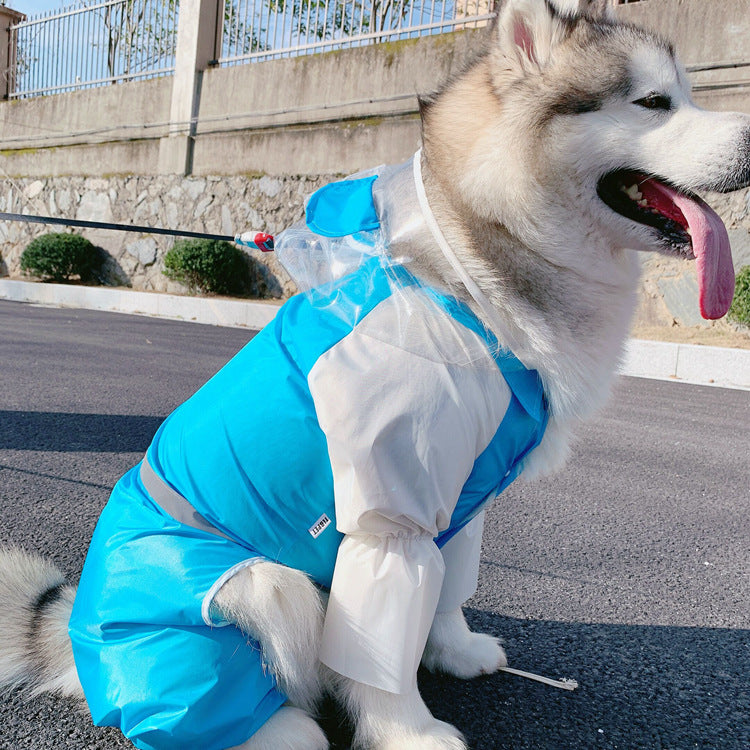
<box><xmin>201</xmin><ymin>557</ymin><xmax>267</xmax><ymax>627</ymax></box>
<box><xmin>319</xmin><ymin>533</ymin><xmax>445</xmax><ymax>694</ymax></box>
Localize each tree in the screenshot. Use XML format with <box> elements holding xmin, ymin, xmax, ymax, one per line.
<box><xmin>225</xmin><ymin>0</ymin><xmax>419</xmax><ymax>59</ymax></box>
<box><xmin>94</xmin><ymin>0</ymin><xmax>179</xmax><ymax>81</ymax></box>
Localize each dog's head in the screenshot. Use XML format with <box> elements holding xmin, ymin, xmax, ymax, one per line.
<box><xmin>422</xmin><ymin>0</ymin><xmax>750</xmax><ymax>319</ymax></box>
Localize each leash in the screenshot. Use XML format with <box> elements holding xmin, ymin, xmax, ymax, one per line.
<box><xmin>0</xmin><ymin>211</ymin><xmax>275</xmax><ymax>252</ymax></box>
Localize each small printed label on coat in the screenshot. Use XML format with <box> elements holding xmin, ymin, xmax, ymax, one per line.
<box><xmin>309</xmin><ymin>513</ymin><xmax>331</xmax><ymax>539</ymax></box>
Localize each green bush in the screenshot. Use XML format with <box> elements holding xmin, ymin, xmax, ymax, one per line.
<box><xmin>728</xmin><ymin>265</ymin><xmax>750</xmax><ymax>328</ymax></box>
<box><xmin>163</xmin><ymin>238</ymin><xmax>250</xmax><ymax>295</ymax></box>
<box><xmin>21</xmin><ymin>233</ymin><xmax>101</xmax><ymax>283</ymax></box>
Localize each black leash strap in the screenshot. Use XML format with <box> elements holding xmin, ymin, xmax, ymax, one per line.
<box><xmin>0</xmin><ymin>211</ymin><xmax>235</xmax><ymax>242</ymax></box>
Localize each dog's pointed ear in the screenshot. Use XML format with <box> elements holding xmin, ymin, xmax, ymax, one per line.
<box><xmin>496</xmin><ymin>0</ymin><xmax>569</xmax><ymax>72</ymax></box>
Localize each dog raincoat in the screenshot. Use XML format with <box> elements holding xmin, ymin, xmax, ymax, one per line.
<box><xmin>68</xmin><ymin>154</ymin><xmax>548</xmax><ymax>750</ymax></box>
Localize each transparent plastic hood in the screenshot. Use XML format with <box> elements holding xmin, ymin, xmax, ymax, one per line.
<box><xmin>274</xmin><ymin>153</ymin><xmax>507</xmax><ymax>367</ymax></box>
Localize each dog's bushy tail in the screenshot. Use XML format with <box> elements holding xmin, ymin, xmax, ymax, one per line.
<box><xmin>0</xmin><ymin>547</ymin><xmax>82</xmax><ymax>698</ymax></box>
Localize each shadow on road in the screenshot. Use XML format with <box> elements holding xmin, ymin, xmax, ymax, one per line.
<box><xmin>0</xmin><ymin>410</ymin><xmax>164</xmax><ymax>453</ymax></box>
<box><xmin>402</xmin><ymin>610</ymin><xmax>749</xmax><ymax>750</ymax></box>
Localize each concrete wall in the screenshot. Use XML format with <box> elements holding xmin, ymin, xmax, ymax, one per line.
<box><xmin>0</xmin><ymin>30</ymin><xmax>484</xmax><ymax>179</ymax></box>
<box><xmin>0</xmin><ymin>76</ymin><xmax>173</xmax><ymax>177</ymax></box>
<box><xmin>189</xmin><ymin>32</ymin><xmax>485</xmax><ymax>176</ymax></box>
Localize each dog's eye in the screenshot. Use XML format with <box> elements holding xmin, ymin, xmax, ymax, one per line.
<box><xmin>634</xmin><ymin>93</ymin><xmax>672</xmax><ymax>111</ymax></box>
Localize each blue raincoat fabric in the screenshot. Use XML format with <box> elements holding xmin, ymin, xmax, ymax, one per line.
<box><xmin>68</xmin><ymin>174</ymin><xmax>548</xmax><ymax>750</ymax></box>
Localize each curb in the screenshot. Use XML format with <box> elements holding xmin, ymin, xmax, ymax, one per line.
<box><xmin>620</xmin><ymin>338</ymin><xmax>749</xmax><ymax>391</ymax></box>
<box><xmin>2</xmin><ymin>278</ymin><xmax>748</xmax><ymax>391</ymax></box>
<box><xmin>0</xmin><ymin>278</ymin><xmax>279</xmax><ymax>331</ymax></box>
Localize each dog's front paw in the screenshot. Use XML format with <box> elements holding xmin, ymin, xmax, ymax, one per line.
<box><xmin>422</xmin><ymin>608</ymin><xmax>507</xmax><ymax>679</ymax></box>
<box><xmin>423</xmin><ymin>629</ymin><xmax>507</xmax><ymax>678</ymax></box>
<box><xmin>379</xmin><ymin>720</ymin><xmax>467</xmax><ymax>750</ymax></box>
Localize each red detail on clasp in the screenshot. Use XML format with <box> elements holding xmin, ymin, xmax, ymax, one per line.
<box><xmin>255</xmin><ymin>232</ymin><xmax>274</xmax><ymax>252</ymax></box>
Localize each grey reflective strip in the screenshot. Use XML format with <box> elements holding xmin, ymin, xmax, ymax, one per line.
<box><xmin>139</xmin><ymin>457</ymin><xmax>235</xmax><ymax>543</ymax></box>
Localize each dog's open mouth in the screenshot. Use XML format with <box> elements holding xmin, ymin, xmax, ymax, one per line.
<box><xmin>597</xmin><ymin>170</ymin><xmax>735</xmax><ymax>319</ymax></box>
<box><xmin>597</xmin><ymin>170</ymin><xmax>693</xmax><ymax>250</ymax></box>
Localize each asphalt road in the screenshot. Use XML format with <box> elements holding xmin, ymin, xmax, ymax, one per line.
<box><xmin>0</xmin><ymin>299</ymin><xmax>748</xmax><ymax>750</ymax></box>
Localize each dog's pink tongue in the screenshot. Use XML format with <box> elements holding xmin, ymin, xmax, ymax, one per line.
<box><xmin>663</xmin><ymin>186</ymin><xmax>735</xmax><ymax>319</ymax></box>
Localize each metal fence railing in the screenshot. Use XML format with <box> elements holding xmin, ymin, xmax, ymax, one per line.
<box><xmin>8</xmin><ymin>0</ymin><xmax>492</xmax><ymax>98</ymax></box>
<box><xmin>9</xmin><ymin>0</ymin><xmax>179</xmax><ymax>99</ymax></box>
<box><xmin>219</xmin><ymin>0</ymin><xmax>493</xmax><ymax>65</ymax></box>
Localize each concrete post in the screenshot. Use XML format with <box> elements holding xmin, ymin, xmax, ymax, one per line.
<box><xmin>158</xmin><ymin>0</ymin><xmax>223</xmax><ymax>175</ymax></box>
<box><xmin>0</xmin><ymin>5</ymin><xmax>26</xmax><ymax>99</ymax></box>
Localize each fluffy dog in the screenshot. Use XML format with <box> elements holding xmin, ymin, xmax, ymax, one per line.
<box><xmin>2</xmin><ymin>1</ymin><xmax>749</xmax><ymax>748</ymax></box>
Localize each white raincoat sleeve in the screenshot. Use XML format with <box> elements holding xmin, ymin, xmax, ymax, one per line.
<box><xmin>309</xmin><ymin>292</ymin><xmax>510</xmax><ymax>693</ymax></box>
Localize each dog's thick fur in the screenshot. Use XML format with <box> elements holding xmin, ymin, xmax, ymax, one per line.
<box><xmin>2</xmin><ymin>1</ymin><xmax>749</xmax><ymax>748</ymax></box>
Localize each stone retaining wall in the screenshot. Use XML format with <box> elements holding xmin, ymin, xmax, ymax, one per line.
<box><xmin>0</xmin><ymin>173</ymin><xmax>334</xmax><ymax>297</ymax></box>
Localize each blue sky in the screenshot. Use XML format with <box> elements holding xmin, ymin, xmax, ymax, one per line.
<box><xmin>11</xmin><ymin>1</ymin><xmax>76</xmax><ymax>17</ymax></box>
